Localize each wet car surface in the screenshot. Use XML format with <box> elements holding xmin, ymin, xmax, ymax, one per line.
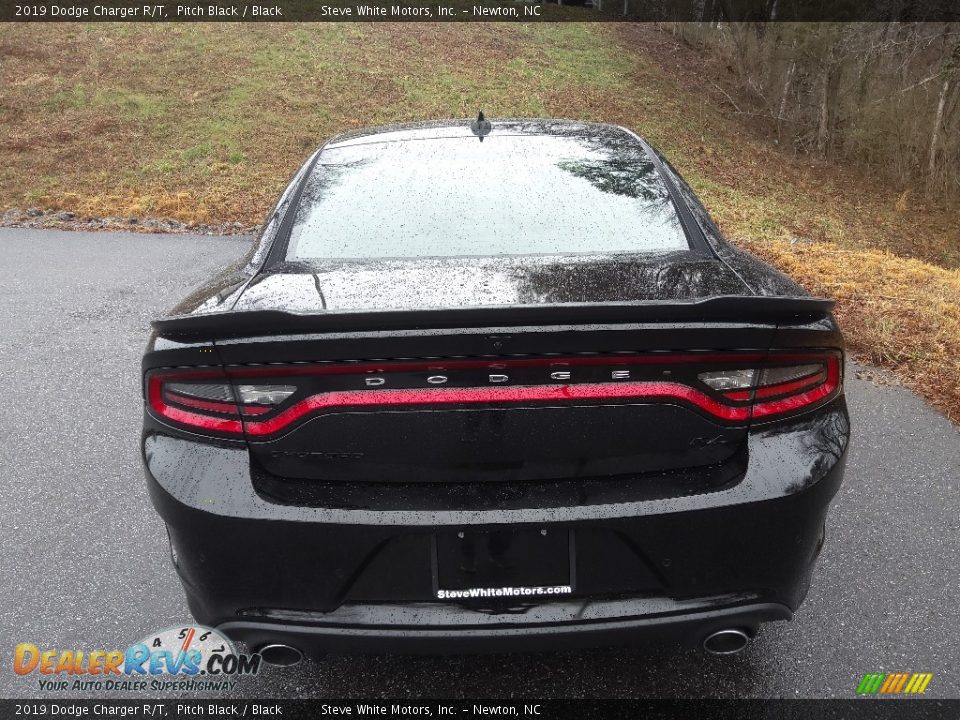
<box><xmin>1</xmin><ymin>228</ymin><xmax>958</xmax><ymax>698</ymax></box>
<box><xmin>141</xmin><ymin>121</ymin><xmax>850</xmax><ymax>659</ymax></box>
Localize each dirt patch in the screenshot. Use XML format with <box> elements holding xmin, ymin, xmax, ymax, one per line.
<box><xmin>0</xmin><ymin>207</ymin><xmax>259</xmax><ymax>236</ymax></box>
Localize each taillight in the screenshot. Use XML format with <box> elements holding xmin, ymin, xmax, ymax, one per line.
<box><xmin>146</xmin><ymin>371</ymin><xmax>299</xmax><ymax>436</ymax></box>
<box><xmin>750</xmin><ymin>354</ymin><xmax>841</xmax><ymax>419</ymax></box>
<box><xmin>145</xmin><ymin>351</ymin><xmax>842</xmax><ymax>438</ymax></box>
<box><xmin>700</xmin><ymin>353</ymin><xmax>842</xmax><ymax>420</ymax></box>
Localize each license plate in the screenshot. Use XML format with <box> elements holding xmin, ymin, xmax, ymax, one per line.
<box><xmin>433</xmin><ymin>528</ymin><xmax>573</xmax><ymax>601</ymax></box>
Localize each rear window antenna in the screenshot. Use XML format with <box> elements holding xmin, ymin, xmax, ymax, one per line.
<box><xmin>471</xmin><ymin>110</ymin><xmax>492</xmax><ymax>142</ymax></box>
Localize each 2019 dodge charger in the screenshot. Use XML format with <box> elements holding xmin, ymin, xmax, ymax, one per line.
<box><xmin>142</xmin><ymin>118</ymin><xmax>850</xmax><ymax>662</ymax></box>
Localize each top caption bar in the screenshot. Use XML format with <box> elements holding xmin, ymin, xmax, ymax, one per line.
<box><xmin>2</xmin><ymin>0</ymin><xmax>959</xmax><ymax>22</ymax></box>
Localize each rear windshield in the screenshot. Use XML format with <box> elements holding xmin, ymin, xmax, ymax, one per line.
<box><xmin>286</xmin><ymin>135</ymin><xmax>690</xmax><ymax>260</ymax></box>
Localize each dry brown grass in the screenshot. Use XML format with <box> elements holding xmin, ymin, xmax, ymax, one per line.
<box><xmin>567</xmin><ymin>26</ymin><xmax>960</xmax><ymax>420</ymax></box>
<box><xmin>611</xmin><ymin>26</ymin><xmax>960</xmax><ymax>421</ymax></box>
<box><xmin>741</xmin><ymin>240</ymin><xmax>960</xmax><ymax>421</ymax></box>
<box><xmin>1</xmin><ymin>22</ymin><xmax>958</xmax><ymax>419</ymax></box>
<box><xmin>0</xmin><ymin>22</ymin><xmax>624</xmax><ymax>223</ymax></box>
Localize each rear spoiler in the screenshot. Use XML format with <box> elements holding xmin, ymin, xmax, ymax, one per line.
<box><xmin>151</xmin><ymin>296</ymin><xmax>835</xmax><ymax>341</ymax></box>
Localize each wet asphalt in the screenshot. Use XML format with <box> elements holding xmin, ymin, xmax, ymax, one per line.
<box><xmin>0</xmin><ymin>227</ymin><xmax>957</xmax><ymax>699</ymax></box>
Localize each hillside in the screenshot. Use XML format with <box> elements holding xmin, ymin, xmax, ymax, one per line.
<box><xmin>1</xmin><ymin>22</ymin><xmax>958</xmax><ymax>419</ymax></box>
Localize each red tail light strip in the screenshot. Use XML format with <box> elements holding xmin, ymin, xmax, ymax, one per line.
<box><xmin>239</xmin><ymin>406</ymin><xmax>273</xmax><ymax>417</ymax></box>
<box><xmin>146</xmin><ymin>353</ymin><xmax>841</xmax><ymax>437</ymax></box>
<box><xmin>720</xmin><ymin>368</ymin><xmax>827</xmax><ymax>403</ymax></box>
<box><xmin>240</xmin><ymin>382</ymin><xmax>750</xmax><ymax>436</ymax></box>
<box><xmin>753</xmin><ymin>370</ymin><xmax>826</xmax><ymax>400</ymax></box>
<box><xmin>752</xmin><ymin>356</ymin><xmax>840</xmax><ymax>418</ymax></box>
<box><xmin>148</xmin><ymin>378</ymin><xmax>244</xmax><ymax>434</ymax></box>
<box><xmin>164</xmin><ymin>392</ymin><xmax>274</xmax><ymax>417</ymax></box>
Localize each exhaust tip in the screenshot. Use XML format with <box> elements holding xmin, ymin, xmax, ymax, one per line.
<box><xmin>257</xmin><ymin>643</ymin><xmax>303</xmax><ymax>666</ymax></box>
<box><xmin>702</xmin><ymin>628</ymin><xmax>750</xmax><ymax>655</ymax></box>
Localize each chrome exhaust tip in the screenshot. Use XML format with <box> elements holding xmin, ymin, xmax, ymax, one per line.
<box><xmin>702</xmin><ymin>628</ymin><xmax>750</xmax><ymax>655</ymax></box>
<box><xmin>257</xmin><ymin>643</ymin><xmax>304</xmax><ymax>666</ymax></box>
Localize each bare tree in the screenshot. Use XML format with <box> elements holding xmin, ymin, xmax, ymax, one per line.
<box><xmin>670</xmin><ymin>21</ymin><xmax>960</xmax><ymax>201</ymax></box>
<box><xmin>928</xmin><ymin>35</ymin><xmax>959</xmax><ymax>187</ymax></box>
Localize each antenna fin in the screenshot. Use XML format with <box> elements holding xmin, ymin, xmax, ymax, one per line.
<box><xmin>471</xmin><ymin>111</ymin><xmax>492</xmax><ymax>142</ymax></box>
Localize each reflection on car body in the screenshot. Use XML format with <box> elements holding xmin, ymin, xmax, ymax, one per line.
<box><xmin>142</xmin><ymin>118</ymin><xmax>850</xmax><ymax>659</ymax></box>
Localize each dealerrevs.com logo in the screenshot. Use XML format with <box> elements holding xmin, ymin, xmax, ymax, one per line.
<box><xmin>14</xmin><ymin>626</ymin><xmax>261</xmax><ymax>693</ymax></box>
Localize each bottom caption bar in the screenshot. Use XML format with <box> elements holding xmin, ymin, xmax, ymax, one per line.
<box><xmin>2</xmin><ymin>700</ymin><xmax>958</xmax><ymax>720</ymax></box>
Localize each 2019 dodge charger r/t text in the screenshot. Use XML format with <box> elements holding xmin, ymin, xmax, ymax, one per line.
<box><xmin>142</xmin><ymin>118</ymin><xmax>850</xmax><ymax>661</ymax></box>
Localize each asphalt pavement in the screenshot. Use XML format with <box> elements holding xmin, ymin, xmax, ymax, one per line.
<box><xmin>0</xmin><ymin>227</ymin><xmax>957</xmax><ymax>699</ymax></box>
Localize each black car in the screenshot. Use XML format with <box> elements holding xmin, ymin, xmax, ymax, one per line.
<box><xmin>142</xmin><ymin>118</ymin><xmax>849</xmax><ymax>663</ymax></box>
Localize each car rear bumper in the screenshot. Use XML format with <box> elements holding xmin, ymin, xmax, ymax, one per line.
<box><xmin>143</xmin><ymin>400</ymin><xmax>848</xmax><ymax>654</ymax></box>
<box><xmin>218</xmin><ymin>601</ymin><xmax>792</xmax><ymax>655</ymax></box>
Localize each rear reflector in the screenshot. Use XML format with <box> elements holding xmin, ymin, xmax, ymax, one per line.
<box><xmin>145</xmin><ymin>351</ymin><xmax>842</xmax><ymax>438</ymax></box>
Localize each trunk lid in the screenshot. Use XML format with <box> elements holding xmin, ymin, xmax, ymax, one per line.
<box><xmin>153</xmin><ymin>256</ymin><xmax>833</xmax><ymax>484</ymax></box>
<box><xmin>227</xmin><ymin>253</ymin><xmax>751</xmax><ymax>314</ymax></box>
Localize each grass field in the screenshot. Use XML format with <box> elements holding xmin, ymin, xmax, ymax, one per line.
<box><xmin>1</xmin><ymin>22</ymin><xmax>958</xmax><ymax>420</ymax></box>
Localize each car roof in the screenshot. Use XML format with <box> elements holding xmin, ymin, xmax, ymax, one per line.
<box><xmin>323</xmin><ymin>118</ymin><xmax>642</xmax><ymax>149</ymax></box>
